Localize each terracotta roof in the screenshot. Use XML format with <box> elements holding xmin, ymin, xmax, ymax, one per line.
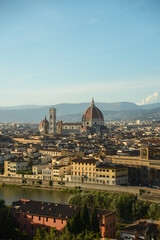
<box><xmin>96</xmin><ymin>162</ymin><xmax>127</xmax><ymax>169</ymax></box>
<box><xmin>121</xmin><ymin>221</ymin><xmax>159</xmax><ymax>236</ymax></box>
<box><xmin>82</xmin><ymin>100</ymin><xmax>104</xmax><ymax>121</ymax></box>
<box><xmin>72</xmin><ymin>158</ymin><xmax>98</xmax><ymax>164</ymax></box>
<box><xmin>12</xmin><ymin>199</ymin><xmax>114</xmax><ymax>221</ymax></box>
<box><xmin>39</xmin><ymin>117</ymin><xmax>49</xmax><ymax>128</ymax></box>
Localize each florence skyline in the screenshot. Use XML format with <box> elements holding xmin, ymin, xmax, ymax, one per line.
<box><xmin>0</xmin><ymin>0</ymin><xmax>160</xmax><ymax>106</ymax></box>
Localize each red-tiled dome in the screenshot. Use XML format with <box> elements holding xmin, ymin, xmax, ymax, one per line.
<box><xmin>39</xmin><ymin>117</ymin><xmax>49</xmax><ymax>128</ymax></box>
<box><xmin>82</xmin><ymin>99</ymin><xmax>104</xmax><ymax>122</ymax></box>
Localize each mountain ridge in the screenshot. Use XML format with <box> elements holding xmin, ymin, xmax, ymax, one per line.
<box><xmin>0</xmin><ymin>101</ymin><xmax>160</xmax><ymax>123</ymax></box>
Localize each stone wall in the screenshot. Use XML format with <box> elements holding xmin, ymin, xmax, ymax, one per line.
<box><xmin>0</xmin><ymin>175</ymin><xmax>139</xmax><ymax>194</ymax></box>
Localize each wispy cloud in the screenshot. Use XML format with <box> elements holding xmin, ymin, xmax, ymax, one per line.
<box><xmin>137</xmin><ymin>91</ymin><xmax>159</xmax><ymax>105</ymax></box>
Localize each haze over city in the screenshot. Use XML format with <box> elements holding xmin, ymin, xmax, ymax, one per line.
<box><xmin>0</xmin><ymin>0</ymin><xmax>160</xmax><ymax>106</ymax></box>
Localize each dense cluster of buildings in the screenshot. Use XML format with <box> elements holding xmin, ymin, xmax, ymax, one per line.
<box><xmin>0</xmin><ymin>100</ymin><xmax>160</xmax><ymax>238</ymax></box>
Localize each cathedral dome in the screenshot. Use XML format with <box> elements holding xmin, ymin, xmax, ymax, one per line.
<box><xmin>82</xmin><ymin>99</ymin><xmax>104</xmax><ymax>123</ymax></box>
<box><xmin>82</xmin><ymin>99</ymin><xmax>104</xmax><ymax>132</ymax></box>
<box><xmin>39</xmin><ymin>116</ymin><xmax>49</xmax><ymax>134</ymax></box>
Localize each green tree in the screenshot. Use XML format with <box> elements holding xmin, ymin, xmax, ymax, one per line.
<box><xmin>81</xmin><ymin>203</ymin><xmax>90</xmax><ymax>231</ymax></box>
<box><xmin>33</xmin><ymin>228</ymin><xmax>46</xmax><ymax>240</ymax></box>
<box><xmin>69</xmin><ymin>209</ymin><xmax>82</xmax><ymax>235</ymax></box>
<box><xmin>22</xmin><ymin>179</ymin><xmax>27</xmax><ymax>184</ymax></box>
<box><xmin>49</xmin><ymin>180</ymin><xmax>53</xmax><ymax>186</ymax></box>
<box><xmin>0</xmin><ymin>199</ymin><xmax>5</xmax><ymax>208</ymax></box>
<box><xmin>37</xmin><ymin>180</ymin><xmax>42</xmax><ymax>185</ymax></box>
<box><xmin>90</xmin><ymin>207</ymin><xmax>99</xmax><ymax>233</ymax></box>
<box><xmin>147</xmin><ymin>203</ymin><xmax>160</xmax><ymax>220</ymax></box>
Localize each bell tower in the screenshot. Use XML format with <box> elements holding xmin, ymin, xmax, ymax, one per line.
<box><xmin>49</xmin><ymin>107</ymin><xmax>56</xmax><ymax>134</ymax></box>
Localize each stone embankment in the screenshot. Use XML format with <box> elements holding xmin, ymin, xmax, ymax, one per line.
<box><xmin>0</xmin><ymin>175</ymin><xmax>160</xmax><ymax>202</ymax></box>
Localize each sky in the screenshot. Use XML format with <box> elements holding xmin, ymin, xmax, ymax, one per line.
<box><xmin>0</xmin><ymin>0</ymin><xmax>160</xmax><ymax>106</ymax></box>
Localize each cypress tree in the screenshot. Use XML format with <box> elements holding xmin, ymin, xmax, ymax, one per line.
<box><xmin>68</xmin><ymin>209</ymin><xmax>82</xmax><ymax>235</ymax></box>
<box><xmin>90</xmin><ymin>207</ymin><xmax>100</xmax><ymax>233</ymax></box>
<box><xmin>68</xmin><ymin>213</ymin><xmax>75</xmax><ymax>234</ymax></box>
<box><xmin>66</xmin><ymin>221</ymin><xmax>71</xmax><ymax>233</ymax></box>
<box><xmin>75</xmin><ymin>209</ymin><xmax>82</xmax><ymax>234</ymax></box>
<box><xmin>81</xmin><ymin>203</ymin><xmax>90</xmax><ymax>231</ymax></box>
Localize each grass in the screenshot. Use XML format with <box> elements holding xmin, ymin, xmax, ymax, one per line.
<box><xmin>0</xmin><ymin>183</ymin><xmax>20</xmax><ymax>188</ymax></box>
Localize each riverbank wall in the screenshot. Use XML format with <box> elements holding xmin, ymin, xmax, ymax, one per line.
<box><xmin>1</xmin><ymin>175</ymin><xmax>160</xmax><ymax>197</ymax></box>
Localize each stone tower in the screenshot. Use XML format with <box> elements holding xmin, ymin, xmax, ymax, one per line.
<box><xmin>49</xmin><ymin>108</ymin><xmax>56</xmax><ymax>134</ymax></box>
<box><xmin>57</xmin><ymin>121</ymin><xmax>63</xmax><ymax>135</ymax></box>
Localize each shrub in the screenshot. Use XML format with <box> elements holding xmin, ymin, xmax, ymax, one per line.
<box><xmin>49</xmin><ymin>180</ymin><xmax>53</xmax><ymax>186</ymax></box>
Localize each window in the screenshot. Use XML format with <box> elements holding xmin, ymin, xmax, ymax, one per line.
<box><xmin>54</xmin><ymin>218</ymin><xmax>56</xmax><ymax>223</ymax></box>
<box><xmin>46</xmin><ymin>217</ymin><xmax>48</xmax><ymax>222</ymax></box>
<box><xmin>32</xmin><ymin>215</ymin><xmax>33</xmax><ymax>219</ymax></box>
<box><xmin>39</xmin><ymin>216</ymin><xmax>41</xmax><ymax>221</ymax></box>
<box><xmin>61</xmin><ymin>220</ymin><xmax>63</xmax><ymax>224</ymax></box>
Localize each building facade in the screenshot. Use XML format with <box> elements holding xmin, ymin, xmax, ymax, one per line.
<box><xmin>12</xmin><ymin>199</ymin><xmax>116</xmax><ymax>239</ymax></box>
<box><xmin>71</xmin><ymin>158</ymin><xmax>98</xmax><ymax>183</ymax></box>
<box><xmin>71</xmin><ymin>158</ymin><xmax>128</xmax><ymax>185</ymax></box>
<box><xmin>96</xmin><ymin>162</ymin><xmax>128</xmax><ymax>185</ymax></box>
<box><xmin>4</xmin><ymin>159</ymin><xmax>29</xmax><ymax>177</ymax></box>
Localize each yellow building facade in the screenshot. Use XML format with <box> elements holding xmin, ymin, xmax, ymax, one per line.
<box><xmin>71</xmin><ymin>158</ymin><xmax>97</xmax><ymax>183</ymax></box>
<box><xmin>71</xmin><ymin>158</ymin><xmax>128</xmax><ymax>185</ymax></box>
<box><xmin>96</xmin><ymin>163</ymin><xmax>128</xmax><ymax>185</ymax></box>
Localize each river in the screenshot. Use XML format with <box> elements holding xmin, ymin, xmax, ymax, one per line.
<box><xmin>0</xmin><ymin>187</ymin><xmax>71</xmax><ymax>205</ymax></box>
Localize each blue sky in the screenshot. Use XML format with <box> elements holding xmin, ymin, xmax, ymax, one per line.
<box><xmin>0</xmin><ymin>0</ymin><xmax>160</xmax><ymax>106</ymax></box>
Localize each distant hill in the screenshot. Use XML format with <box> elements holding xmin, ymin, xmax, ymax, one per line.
<box><xmin>59</xmin><ymin>107</ymin><xmax>160</xmax><ymax>122</ymax></box>
<box><xmin>0</xmin><ymin>101</ymin><xmax>160</xmax><ymax>123</ymax></box>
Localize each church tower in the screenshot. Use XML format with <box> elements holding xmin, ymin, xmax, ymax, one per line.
<box><xmin>49</xmin><ymin>108</ymin><xmax>56</xmax><ymax>134</ymax></box>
